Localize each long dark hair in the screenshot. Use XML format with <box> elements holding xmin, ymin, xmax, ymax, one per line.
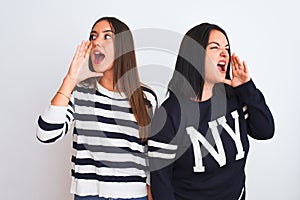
<box><xmin>90</xmin><ymin>17</ymin><xmax>151</xmax><ymax>141</ymax></box>
<box><xmin>168</xmin><ymin>23</ymin><xmax>231</xmax><ymax>100</ymax></box>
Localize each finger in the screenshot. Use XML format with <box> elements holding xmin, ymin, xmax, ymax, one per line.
<box><xmin>78</xmin><ymin>40</ymin><xmax>86</xmax><ymax>58</ymax></box>
<box><xmin>72</xmin><ymin>45</ymin><xmax>81</xmax><ymax>61</ymax></box>
<box><xmin>231</xmin><ymin>56</ymin><xmax>241</xmax><ymax>78</ymax></box>
<box><xmin>86</xmin><ymin>72</ymin><xmax>104</xmax><ymax>80</ymax></box>
<box><xmin>231</xmin><ymin>61</ymin><xmax>238</xmax><ymax>77</ymax></box>
<box><xmin>231</xmin><ymin>53</ymin><xmax>238</xmax><ymax>71</ymax></box>
<box><xmin>84</xmin><ymin>42</ymin><xmax>92</xmax><ymax>58</ymax></box>
<box><xmin>233</xmin><ymin>55</ymin><xmax>239</xmax><ymax>67</ymax></box>
<box><xmin>231</xmin><ymin>57</ymin><xmax>238</xmax><ymax>73</ymax></box>
<box><xmin>93</xmin><ymin>72</ymin><xmax>104</xmax><ymax>77</ymax></box>
<box><xmin>83</xmin><ymin>40</ymin><xmax>90</xmax><ymax>52</ymax></box>
<box><xmin>243</xmin><ymin>61</ymin><xmax>248</xmax><ymax>73</ymax></box>
<box><xmin>244</xmin><ymin>61</ymin><xmax>251</xmax><ymax>82</ymax></box>
<box><xmin>78</xmin><ymin>41</ymin><xmax>89</xmax><ymax>59</ymax></box>
<box><xmin>235</xmin><ymin>55</ymin><xmax>244</xmax><ymax>71</ymax></box>
<box><xmin>235</xmin><ymin>54</ymin><xmax>241</xmax><ymax>64</ymax></box>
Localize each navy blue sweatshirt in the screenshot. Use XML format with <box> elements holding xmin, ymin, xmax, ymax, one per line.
<box><xmin>148</xmin><ymin>80</ymin><xmax>274</xmax><ymax>200</ymax></box>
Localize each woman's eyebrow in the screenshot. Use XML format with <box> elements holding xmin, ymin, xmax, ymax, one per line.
<box><xmin>90</xmin><ymin>30</ymin><xmax>114</xmax><ymax>34</ymax></box>
<box><xmin>103</xmin><ymin>30</ymin><xmax>114</xmax><ymax>34</ymax></box>
<box><xmin>207</xmin><ymin>42</ymin><xmax>229</xmax><ymax>47</ymax></box>
<box><xmin>208</xmin><ymin>42</ymin><xmax>219</xmax><ymax>46</ymax></box>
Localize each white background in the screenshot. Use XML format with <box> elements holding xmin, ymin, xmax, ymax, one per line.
<box><xmin>0</xmin><ymin>0</ymin><xmax>299</xmax><ymax>199</ymax></box>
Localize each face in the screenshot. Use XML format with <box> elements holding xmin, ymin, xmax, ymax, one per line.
<box><xmin>89</xmin><ymin>20</ymin><xmax>115</xmax><ymax>73</ymax></box>
<box><xmin>204</xmin><ymin>29</ymin><xmax>230</xmax><ymax>84</ymax></box>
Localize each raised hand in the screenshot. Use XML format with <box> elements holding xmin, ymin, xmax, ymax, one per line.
<box><xmin>224</xmin><ymin>53</ymin><xmax>250</xmax><ymax>87</ymax></box>
<box><xmin>51</xmin><ymin>41</ymin><xmax>103</xmax><ymax>106</ymax></box>
<box><xmin>66</xmin><ymin>41</ymin><xmax>103</xmax><ymax>84</ymax></box>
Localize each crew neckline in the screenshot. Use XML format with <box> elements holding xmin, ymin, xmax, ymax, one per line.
<box><xmin>189</xmin><ymin>97</ymin><xmax>212</xmax><ymax>105</ymax></box>
<box><xmin>95</xmin><ymin>80</ymin><xmax>127</xmax><ymax>100</ymax></box>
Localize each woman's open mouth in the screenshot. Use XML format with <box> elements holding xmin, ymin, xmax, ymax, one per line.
<box><xmin>217</xmin><ymin>61</ymin><xmax>226</xmax><ymax>73</ymax></box>
<box><xmin>93</xmin><ymin>50</ymin><xmax>105</xmax><ymax>64</ymax></box>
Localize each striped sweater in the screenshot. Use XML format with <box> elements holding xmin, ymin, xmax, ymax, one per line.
<box><xmin>36</xmin><ymin>78</ymin><xmax>157</xmax><ymax>198</ymax></box>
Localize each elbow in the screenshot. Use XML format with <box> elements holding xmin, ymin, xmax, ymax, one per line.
<box><xmin>264</xmin><ymin>117</ymin><xmax>275</xmax><ymax>139</ymax></box>
<box><xmin>261</xmin><ymin>128</ymin><xmax>275</xmax><ymax>140</ymax></box>
<box><xmin>36</xmin><ymin>130</ymin><xmax>62</xmax><ymax>143</ymax></box>
<box><xmin>267</xmin><ymin>124</ymin><xmax>275</xmax><ymax>139</ymax></box>
<box><xmin>249</xmin><ymin>121</ymin><xmax>275</xmax><ymax>140</ymax></box>
<box><xmin>36</xmin><ymin>134</ymin><xmax>50</xmax><ymax>143</ymax></box>
<box><xmin>36</xmin><ymin>127</ymin><xmax>55</xmax><ymax>144</ymax></box>
<box><xmin>36</xmin><ymin>117</ymin><xmax>63</xmax><ymax>144</ymax></box>
<box><xmin>249</xmin><ymin>131</ymin><xmax>274</xmax><ymax>140</ymax></box>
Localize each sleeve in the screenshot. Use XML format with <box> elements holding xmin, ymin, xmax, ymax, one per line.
<box><xmin>148</xmin><ymin>105</ymin><xmax>178</xmax><ymax>200</ymax></box>
<box><xmin>142</xmin><ymin>84</ymin><xmax>158</xmax><ymax>115</ymax></box>
<box><xmin>36</xmin><ymin>95</ymin><xmax>75</xmax><ymax>143</ymax></box>
<box><xmin>234</xmin><ymin>79</ymin><xmax>275</xmax><ymax>139</ymax></box>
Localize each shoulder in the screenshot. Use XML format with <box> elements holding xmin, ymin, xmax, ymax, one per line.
<box><xmin>141</xmin><ymin>83</ymin><xmax>157</xmax><ymax>100</ymax></box>
<box><xmin>159</xmin><ymin>92</ymin><xmax>182</xmax><ymax>119</ymax></box>
<box><xmin>74</xmin><ymin>78</ymin><xmax>97</xmax><ymax>94</ymax></box>
<box><xmin>151</xmin><ymin>92</ymin><xmax>182</xmax><ymax>138</ymax></box>
<box><xmin>141</xmin><ymin>83</ymin><xmax>158</xmax><ymax>109</ymax></box>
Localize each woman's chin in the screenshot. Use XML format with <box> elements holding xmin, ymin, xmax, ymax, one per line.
<box><xmin>91</xmin><ymin>64</ymin><xmax>105</xmax><ymax>73</ymax></box>
<box><xmin>94</xmin><ymin>65</ymin><xmax>113</xmax><ymax>73</ymax></box>
<box><xmin>91</xmin><ymin>61</ymin><xmax>114</xmax><ymax>73</ymax></box>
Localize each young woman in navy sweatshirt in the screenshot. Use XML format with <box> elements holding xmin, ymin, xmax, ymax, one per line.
<box><xmin>148</xmin><ymin>23</ymin><xmax>274</xmax><ymax>200</ymax></box>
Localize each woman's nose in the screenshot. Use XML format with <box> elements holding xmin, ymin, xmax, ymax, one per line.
<box><xmin>92</xmin><ymin>40</ymin><xmax>103</xmax><ymax>47</ymax></box>
<box><xmin>220</xmin><ymin>49</ymin><xmax>229</xmax><ymax>58</ymax></box>
<box><xmin>91</xmin><ymin>37</ymin><xmax>103</xmax><ymax>47</ymax></box>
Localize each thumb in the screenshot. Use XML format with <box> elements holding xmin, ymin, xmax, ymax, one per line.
<box><xmin>223</xmin><ymin>79</ymin><xmax>232</xmax><ymax>86</ymax></box>
<box><xmin>90</xmin><ymin>72</ymin><xmax>104</xmax><ymax>78</ymax></box>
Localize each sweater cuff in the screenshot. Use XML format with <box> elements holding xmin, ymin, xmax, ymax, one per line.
<box><xmin>41</xmin><ymin>105</ymin><xmax>68</xmax><ymax>123</ymax></box>
<box><xmin>233</xmin><ymin>79</ymin><xmax>256</xmax><ymax>102</ymax></box>
<box><xmin>146</xmin><ymin>172</ymin><xmax>150</xmax><ymax>185</ymax></box>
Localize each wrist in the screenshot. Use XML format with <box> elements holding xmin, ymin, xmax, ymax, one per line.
<box><xmin>56</xmin><ymin>91</ymin><xmax>70</xmax><ymax>101</ymax></box>
<box><xmin>65</xmin><ymin>74</ymin><xmax>77</xmax><ymax>84</ymax></box>
<box><xmin>58</xmin><ymin>76</ymin><xmax>77</xmax><ymax>97</ymax></box>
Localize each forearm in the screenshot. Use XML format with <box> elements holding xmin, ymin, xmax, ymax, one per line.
<box><xmin>147</xmin><ymin>185</ymin><xmax>153</xmax><ymax>200</ymax></box>
<box><xmin>235</xmin><ymin>79</ymin><xmax>275</xmax><ymax>139</ymax></box>
<box><xmin>51</xmin><ymin>75</ymin><xmax>77</xmax><ymax>106</ymax></box>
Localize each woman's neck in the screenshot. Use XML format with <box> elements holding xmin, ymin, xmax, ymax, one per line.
<box><xmin>99</xmin><ymin>69</ymin><xmax>114</xmax><ymax>91</ymax></box>
<box><xmin>201</xmin><ymin>82</ymin><xmax>214</xmax><ymax>102</ymax></box>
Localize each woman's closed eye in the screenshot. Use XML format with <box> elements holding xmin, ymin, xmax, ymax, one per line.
<box><xmin>208</xmin><ymin>45</ymin><xmax>230</xmax><ymax>52</ymax></box>
<box><xmin>208</xmin><ymin>45</ymin><xmax>219</xmax><ymax>50</ymax></box>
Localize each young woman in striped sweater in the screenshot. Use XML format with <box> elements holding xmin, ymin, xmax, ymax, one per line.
<box><xmin>37</xmin><ymin>17</ymin><xmax>156</xmax><ymax>200</ymax></box>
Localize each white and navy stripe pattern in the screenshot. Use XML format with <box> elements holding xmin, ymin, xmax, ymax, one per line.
<box><xmin>148</xmin><ymin>140</ymin><xmax>178</xmax><ymax>160</ymax></box>
<box><xmin>37</xmin><ymin>79</ymin><xmax>157</xmax><ymax>198</ymax></box>
<box><xmin>243</xmin><ymin>106</ymin><xmax>248</xmax><ymax>119</ymax></box>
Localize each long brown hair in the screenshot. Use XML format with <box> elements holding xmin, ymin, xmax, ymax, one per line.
<box><xmin>91</xmin><ymin>17</ymin><xmax>151</xmax><ymax>141</ymax></box>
